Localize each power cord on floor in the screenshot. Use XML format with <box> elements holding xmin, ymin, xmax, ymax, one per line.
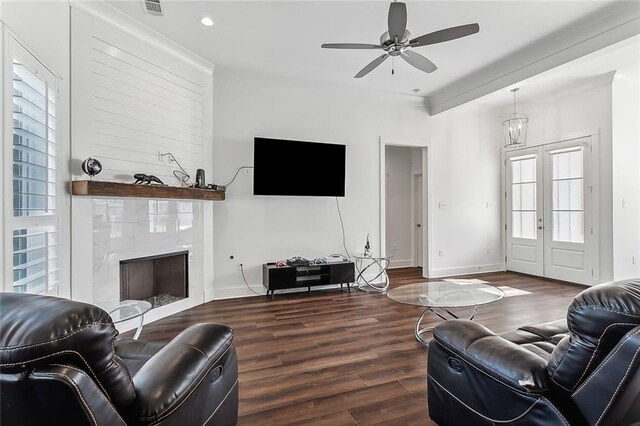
<box><xmin>335</xmin><ymin>197</ymin><xmax>351</xmax><ymax>260</ymax></box>
<box><xmin>240</xmin><ymin>264</ymin><xmax>263</xmax><ymax>296</ymax></box>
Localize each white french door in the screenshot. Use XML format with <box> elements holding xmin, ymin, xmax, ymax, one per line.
<box><xmin>505</xmin><ymin>137</ymin><xmax>594</xmax><ymax>284</ymax></box>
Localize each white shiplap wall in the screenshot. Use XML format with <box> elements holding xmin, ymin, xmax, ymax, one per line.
<box><xmin>69</xmin><ymin>5</ymin><xmax>215</xmax><ymax>313</ymax></box>
<box><xmin>71</xmin><ymin>10</ymin><xmax>211</xmax><ymax>184</ymax></box>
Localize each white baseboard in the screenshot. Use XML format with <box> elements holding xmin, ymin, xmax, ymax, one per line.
<box><xmin>388</xmin><ymin>258</ymin><xmax>414</xmax><ymax>269</ymax></box>
<box><xmin>212</xmin><ymin>283</ymin><xmax>348</xmax><ymax>300</ymax></box>
<box><xmin>213</xmin><ymin>285</ymin><xmax>266</xmax><ymax>300</ymax></box>
<box><xmin>204</xmin><ymin>288</ymin><xmax>216</xmax><ymax>303</ymax></box>
<box><xmin>427</xmin><ymin>263</ymin><xmax>504</xmax><ymax>278</ymax></box>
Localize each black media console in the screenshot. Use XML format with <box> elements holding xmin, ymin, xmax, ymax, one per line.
<box><xmin>262</xmin><ymin>261</ymin><xmax>355</xmax><ymax>299</ymax></box>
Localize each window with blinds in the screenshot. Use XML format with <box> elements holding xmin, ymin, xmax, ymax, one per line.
<box><xmin>11</xmin><ymin>57</ymin><xmax>59</xmax><ymax>294</ymax></box>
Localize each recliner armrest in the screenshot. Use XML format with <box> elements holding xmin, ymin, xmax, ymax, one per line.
<box><xmin>433</xmin><ymin>320</ymin><xmax>550</xmax><ymax>393</ymax></box>
<box><xmin>30</xmin><ymin>364</ymin><xmax>127</xmax><ymax>425</ymax></box>
<box><xmin>127</xmin><ymin>323</ymin><xmax>236</xmax><ymax>425</ymax></box>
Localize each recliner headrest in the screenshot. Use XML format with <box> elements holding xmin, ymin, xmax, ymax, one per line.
<box><xmin>548</xmin><ymin>279</ymin><xmax>640</xmax><ymax>392</ymax></box>
<box><xmin>0</xmin><ymin>292</ymin><xmax>135</xmax><ymax>407</ymax></box>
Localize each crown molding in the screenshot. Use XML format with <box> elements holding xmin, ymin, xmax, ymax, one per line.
<box><xmin>428</xmin><ymin>1</ymin><xmax>640</xmax><ymax>115</ymax></box>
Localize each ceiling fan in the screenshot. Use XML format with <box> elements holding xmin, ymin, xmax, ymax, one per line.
<box><xmin>321</xmin><ymin>2</ymin><xmax>480</xmax><ymax>78</ymax></box>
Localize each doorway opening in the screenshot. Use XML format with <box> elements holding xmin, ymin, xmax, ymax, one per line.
<box><xmin>382</xmin><ymin>143</ymin><xmax>428</xmax><ymax>276</ymax></box>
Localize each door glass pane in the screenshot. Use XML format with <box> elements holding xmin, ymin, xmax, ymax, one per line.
<box><xmin>521</xmin><ymin>212</ymin><xmax>537</xmax><ymax>239</ymax></box>
<box><xmin>520</xmin><ymin>183</ymin><xmax>536</xmax><ymax>210</ymax></box>
<box><xmin>512</xmin><ymin>211</ymin><xmax>522</xmax><ymax>238</ymax></box>
<box><xmin>551</xmin><ymin>148</ymin><xmax>584</xmax><ymax>243</ymax></box>
<box><xmin>511</xmin><ymin>156</ymin><xmax>537</xmax><ymax>239</ymax></box>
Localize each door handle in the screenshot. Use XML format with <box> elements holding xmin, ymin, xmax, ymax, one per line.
<box><xmin>416</xmin><ymin>224</ymin><xmax>422</xmax><ymax>228</ymax></box>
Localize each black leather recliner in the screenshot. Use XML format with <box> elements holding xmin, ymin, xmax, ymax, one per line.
<box><xmin>0</xmin><ymin>292</ymin><xmax>239</xmax><ymax>425</ymax></box>
<box><xmin>427</xmin><ymin>279</ymin><xmax>640</xmax><ymax>426</ymax></box>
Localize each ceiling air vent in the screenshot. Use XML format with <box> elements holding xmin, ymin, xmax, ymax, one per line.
<box><xmin>142</xmin><ymin>0</ymin><xmax>163</xmax><ymax>16</ymax></box>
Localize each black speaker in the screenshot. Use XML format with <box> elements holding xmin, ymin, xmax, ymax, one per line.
<box><xmin>195</xmin><ymin>169</ymin><xmax>205</xmax><ymax>188</ymax></box>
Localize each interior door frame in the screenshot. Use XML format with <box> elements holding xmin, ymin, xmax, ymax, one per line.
<box><xmin>501</xmin><ymin>133</ymin><xmax>600</xmax><ymax>285</ymax></box>
<box><xmin>411</xmin><ymin>171</ymin><xmax>423</xmax><ymax>267</ymax></box>
<box><xmin>379</xmin><ymin>137</ymin><xmax>430</xmax><ymax>278</ymax></box>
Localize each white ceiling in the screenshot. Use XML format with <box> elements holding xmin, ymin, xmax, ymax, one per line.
<box><xmin>107</xmin><ymin>1</ymin><xmax>617</xmax><ymax>97</ymax></box>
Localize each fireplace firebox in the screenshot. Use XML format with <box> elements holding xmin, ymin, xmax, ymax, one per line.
<box><xmin>120</xmin><ymin>251</ymin><xmax>188</xmax><ymax>308</ymax></box>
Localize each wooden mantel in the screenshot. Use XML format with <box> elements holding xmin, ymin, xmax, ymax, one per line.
<box><xmin>71</xmin><ymin>180</ymin><xmax>225</xmax><ymax>201</ymax></box>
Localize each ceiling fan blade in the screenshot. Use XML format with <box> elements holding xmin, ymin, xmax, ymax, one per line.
<box><xmin>388</xmin><ymin>2</ymin><xmax>407</xmax><ymax>41</ymax></box>
<box><xmin>401</xmin><ymin>51</ymin><xmax>437</xmax><ymax>73</ymax></box>
<box><xmin>354</xmin><ymin>53</ymin><xmax>389</xmax><ymax>78</ymax></box>
<box><xmin>321</xmin><ymin>43</ymin><xmax>383</xmax><ymax>49</ymax></box>
<box><xmin>410</xmin><ymin>23</ymin><xmax>480</xmax><ymax>47</ymax></box>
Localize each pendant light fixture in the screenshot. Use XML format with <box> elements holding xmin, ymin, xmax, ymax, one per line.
<box><xmin>502</xmin><ymin>88</ymin><xmax>528</xmax><ymax>148</ymax></box>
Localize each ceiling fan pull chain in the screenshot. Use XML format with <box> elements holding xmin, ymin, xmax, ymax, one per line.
<box><xmin>392</xmin><ymin>57</ymin><xmax>395</xmax><ymax>75</ymax></box>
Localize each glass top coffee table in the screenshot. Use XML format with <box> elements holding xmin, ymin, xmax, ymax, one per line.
<box><xmin>107</xmin><ymin>300</ymin><xmax>152</xmax><ymax>340</ymax></box>
<box><xmin>387</xmin><ymin>280</ymin><xmax>504</xmax><ymax>347</ymax></box>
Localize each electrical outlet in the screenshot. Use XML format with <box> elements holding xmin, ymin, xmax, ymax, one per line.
<box><xmin>157</xmin><ymin>151</ymin><xmax>164</xmax><ymax>162</ymax></box>
<box><xmin>438</xmin><ymin>249</ymin><xmax>444</xmax><ymax>257</ymax></box>
<box><xmin>244</xmin><ymin>168</ymin><xmax>251</xmax><ymax>176</ymax></box>
<box><xmin>237</xmin><ymin>263</ymin><xmax>243</xmax><ymax>271</ymax></box>
<box><xmin>633</xmin><ymin>256</ymin><xmax>638</xmax><ymax>265</ymax></box>
<box><xmin>486</xmin><ymin>246</ymin><xmax>491</xmax><ymax>254</ymax></box>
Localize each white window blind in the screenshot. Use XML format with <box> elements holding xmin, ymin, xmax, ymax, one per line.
<box><xmin>8</xmin><ymin>46</ymin><xmax>59</xmax><ymax>295</ymax></box>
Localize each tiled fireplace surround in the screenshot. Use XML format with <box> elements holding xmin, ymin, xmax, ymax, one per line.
<box><xmin>91</xmin><ymin>198</ymin><xmax>205</xmax><ymax>330</ymax></box>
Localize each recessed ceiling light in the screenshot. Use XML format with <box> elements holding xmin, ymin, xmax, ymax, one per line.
<box><xmin>200</xmin><ymin>16</ymin><xmax>214</xmax><ymax>27</ymax></box>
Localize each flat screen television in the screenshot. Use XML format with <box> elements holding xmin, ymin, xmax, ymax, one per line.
<box><xmin>253</xmin><ymin>137</ymin><xmax>346</xmax><ymax>197</ymax></box>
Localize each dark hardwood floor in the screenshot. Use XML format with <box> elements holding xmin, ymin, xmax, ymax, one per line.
<box><xmin>125</xmin><ymin>268</ymin><xmax>584</xmax><ymax>425</ymax></box>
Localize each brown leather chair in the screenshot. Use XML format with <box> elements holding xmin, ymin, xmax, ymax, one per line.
<box><xmin>0</xmin><ymin>292</ymin><xmax>238</xmax><ymax>425</ymax></box>
<box><xmin>427</xmin><ymin>279</ymin><xmax>640</xmax><ymax>425</ymax></box>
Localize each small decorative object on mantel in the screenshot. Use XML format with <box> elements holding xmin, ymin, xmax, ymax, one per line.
<box><xmin>195</xmin><ymin>168</ymin><xmax>206</xmax><ymax>188</ymax></box>
<box><xmin>364</xmin><ymin>233</ymin><xmax>372</xmax><ymax>257</ymax></box>
<box><xmin>81</xmin><ymin>157</ymin><xmax>102</xmax><ymax>179</ymax></box>
<box><xmin>133</xmin><ymin>173</ymin><xmax>165</xmax><ymax>185</ymax></box>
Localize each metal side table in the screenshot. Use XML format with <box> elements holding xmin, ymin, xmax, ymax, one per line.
<box><xmin>354</xmin><ymin>256</ymin><xmax>391</xmax><ymax>293</ymax></box>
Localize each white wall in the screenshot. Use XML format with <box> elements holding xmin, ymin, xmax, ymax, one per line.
<box><xmin>612</xmin><ymin>58</ymin><xmax>640</xmax><ymax>280</ymax></box>
<box><xmin>210</xmin><ymin>68</ymin><xmax>430</xmax><ymax>297</ymax></box>
<box><xmin>499</xmin><ymin>79</ymin><xmax>614</xmax><ymax>282</ymax></box>
<box><xmin>385</xmin><ymin>145</ymin><xmax>414</xmax><ymax>268</ymax></box>
<box><xmin>67</xmin><ymin>4</ymin><xmax>218</xmax><ymax>329</ymax></box>
<box><xmin>426</xmin><ymin>104</ymin><xmax>504</xmax><ymax>277</ymax></box>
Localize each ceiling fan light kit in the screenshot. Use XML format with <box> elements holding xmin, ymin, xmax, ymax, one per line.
<box><xmin>502</xmin><ymin>88</ymin><xmax>529</xmax><ymax>148</ymax></box>
<box><xmin>321</xmin><ymin>2</ymin><xmax>480</xmax><ymax>78</ymax></box>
